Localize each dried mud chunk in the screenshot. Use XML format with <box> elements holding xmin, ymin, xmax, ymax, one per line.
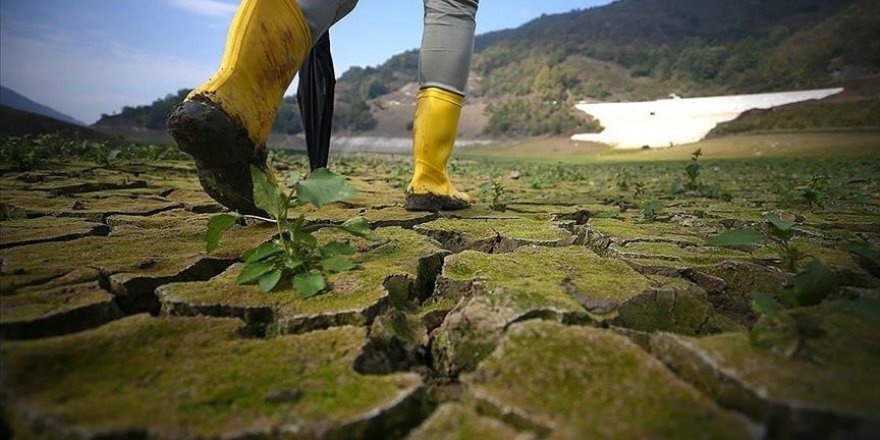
<box><xmin>0</xmin><ymin>189</ymin><xmax>181</xmax><ymax>220</ymax></box>
<box><xmin>0</xmin><ymin>216</ymin><xmax>273</xmax><ymax>315</ymax></box>
<box><xmin>583</xmin><ymin>218</ymin><xmax>705</xmax><ymax>251</ymax></box>
<box><xmin>0</xmin><ymin>217</ymin><xmax>109</xmax><ymax>249</ymax></box>
<box><xmin>0</xmin><ymin>282</ymin><xmax>121</xmax><ymax>339</ymax></box>
<box><xmin>610</xmin><ymin>241</ymin><xmax>751</xmax><ymax>269</ymax></box>
<box><xmin>651</xmin><ymin>305</ymin><xmax>880</xmax><ymax>439</ymax></box>
<box><xmin>754</xmin><ymin>238</ymin><xmax>874</xmax><ymax>286</ymax></box>
<box><xmin>1</xmin><ymin>315</ymin><xmax>425</xmax><ymax>439</ymax></box>
<box><xmin>158</xmin><ymin>227</ymin><xmax>446</xmax><ymax>335</ymax></box>
<box><xmin>406</xmin><ymin>403</ymin><xmax>536</xmax><ymax>440</ymax></box>
<box><xmin>431</xmin><ymin>247</ymin><xmax>734</xmax><ymax>376</ymax></box>
<box><xmin>694</xmin><ymin>261</ymin><xmax>793</xmax><ymax>326</ymax></box>
<box><xmin>463</xmin><ymin>321</ymin><xmax>756</xmax><ymax>439</ymax></box>
<box><xmin>414</xmin><ymin>218</ymin><xmax>573</xmax><ymax>253</ymax></box>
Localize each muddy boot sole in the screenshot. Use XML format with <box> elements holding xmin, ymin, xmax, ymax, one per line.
<box><xmin>404</xmin><ymin>192</ymin><xmax>470</xmax><ymax>212</ymax></box>
<box><xmin>168</xmin><ymin>98</ymin><xmax>268</xmax><ymax>216</ymax></box>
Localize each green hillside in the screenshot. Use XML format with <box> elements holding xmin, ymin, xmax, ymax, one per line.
<box><xmin>335</xmin><ymin>0</ymin><xmax>879</xmax><ymax>135</ymax></box>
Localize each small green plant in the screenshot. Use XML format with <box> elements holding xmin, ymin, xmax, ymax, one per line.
<box><xmin>640</xmin><ymin>200</ymin><xmax>661</xmax><ymax>222</ymax></box>
<box><xmin>707</xmin><ymin>211</ymin><xmax>807</xmax><ymax>271</ymax></box>
<box><xmin>684</xmin><ymin>148</ymin><xmax>702</xmax><ymax>191</ymax></box>
<box><xmin>746</xmin><ymin>241</ymin><xmax>880</xmax><ymax>356</ymax></box>
<box><xmin>526</xmin><ymin>173</ymin><xmax>547</xmax><ymax>190</ymax></box>
<box><xmin>617</xmin><ymin>173</ymin><xmax>630</xmax><ymax>191</ymax></box>
<box><xmin>633</xmin><ymin>181</ymin><xmax>646</xmax><ymax>198</ymax></box>
<box><xmin>479</xmin><ymin>175</ymin><xmax>511</xmax><ymax>212</ymax></box>
<box><xmin>385</xmin><ymin>164</ymin><xmax>409</xmax><ymax>189</ymax></box>
<box><xmin>801</xmin><ymin>174</ymin><xmax>828</xmax><ymax>208</ymax></box>
<box><xmin>596</xmin><ymin>208</ymin><xmax>621</xmax><ymax>219</ymax></box>
<box><xmin>206</xmin><ymin>166</ymin><xmax>370</xmax><ymax>297</ymax></box>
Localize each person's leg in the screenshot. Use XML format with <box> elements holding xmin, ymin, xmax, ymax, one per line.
<box><xmin>168</xmin><ymin>0</ymin><xmax>357</xmax><ymax>215</ymax></box>
<box><xmin>406</xmin><ymin>0</ymin><xmax>479</xmax><ymax>212</ymax></box>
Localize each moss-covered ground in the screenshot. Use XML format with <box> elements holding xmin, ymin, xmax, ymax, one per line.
<box><xmin>1</xmin><ymin>147</ymin><xmax>878</xmax><ymax>438</ymax></box>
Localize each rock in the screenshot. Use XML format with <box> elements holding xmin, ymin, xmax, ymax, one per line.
<box><xmin>158</xmin><ymin>227</ymin><xmax>447</xmax><ymax>336</ymax></box>
<box><xmin>406</xmin><ymin>403</ymin><xmax>535</xmax><ymax>440</ymax></box>
<box><xmin>651</xmin><ymin>305</ymin><xmax>880</xmax><ymax>438</ymax></box>
<box><xmin>415</xmin><ymin>218</ymin><xmax>573</xmax><ymax>253</ymax></box>
<box><xmin>463</xmin><ymin>321</ymin><xmax>756</xmax><ymax>439</ymax></box>
<box><xmin>1</xmin><ymin>315</ymin><xmax>427</xmax><ymax>439</ymax></box>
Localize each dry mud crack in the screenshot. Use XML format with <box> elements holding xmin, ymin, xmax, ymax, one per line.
<box><xmin>2</xmin><ymin>159</ymin><xmax>879</xmax><ymax>439</ymax></box>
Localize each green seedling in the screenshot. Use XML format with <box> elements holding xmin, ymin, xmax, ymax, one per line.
<box><xmin>479</xmin><ymin>175</ymin><xmax>511</xmax><ymax>212</ymax></box>
<box><xmin>385</xmin><ymin>165</ymin><xmax>409</xmax><ymax>189</ymax></box>
<box><xmin>633</xmin><ymin>181</ymin><xmax>646</xmax><ymax>198</ymax></box>
<box><xmin>706</xmin><ymin>211</ymin><xmax>807</xmax><ymax>271</ymax></box>
<box><xmin>801</xmin><ymin>174</ymin><xmax>828</xmax><ymax>208</ymax></box>
<box><xmin>684</xmin><ymin>148</ymin><xmax>702</xmax><ymax>191</ymax></box>
<box><xmin>748</xmin><ymin>259</ymin><xmax>841</xmax><ymax>356</ymax></box>
<box><xmin>640</xmin><ymin>200</ymin><xmax>661</xmax><ymax>222</ymax></box>
<box><xmin>206</xmin><ymin>166</ymin><xmax>370</xmax><ymax>297</ymax></box>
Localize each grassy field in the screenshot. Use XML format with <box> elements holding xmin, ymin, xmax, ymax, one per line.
<box><xmin>462</xmin><ymin>131</ymin><xmax>880</xmax><ymax>163</ymax></box>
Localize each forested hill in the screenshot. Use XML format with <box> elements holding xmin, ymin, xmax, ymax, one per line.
<box><xmin>93</xmin><ymin>90</ymin><xmax>305</xmax><ymax>136</ymax></box>
<box><xmin>334</xmin><ymin>0</ymin><xmax>880</xmax><ymax>136</ymax></box>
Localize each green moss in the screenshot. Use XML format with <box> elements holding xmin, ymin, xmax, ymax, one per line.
<box><xmin>813</xmin><ymin>213</ymin><xmax>880</xmax><ymax>233</ymax></box>
<box><xmin>0</xmin><ymin>189</ymin><xmax>180</xmax><ymax>219</ymax></box>
<box><xmin>0</xmin><ymin>282</ymin><xmax>111</xmax><ymax>323</ymax></box>
<box><xmin>1</xmin><ymin>315</ymin><xmax>421</xmax><ymax>437</ymax></box>
<box><xmin>442</xmin><ymin>246</ymin><xmax>649</xmax><ymax>310</ymax></box>
<box><xmin>616</xmin><ymin>288</ymin><xmax>744</xmax><ymax>335</ymax></box>
<box><xmin>753</xmin><ymin>238</ymin><xmax>865</xmax><ymax>273</ymax></box>
<box><xmin>464</xmin><ymin>321</ymin><xmax>751</xmax><ymax>439</ymax></box>
<box><xmin>652</xmin><ymin>305</ymin><xmax>880</xmax><ymax>430</ymax></box>
<box><xmin>163</xmin><ymin>189</ymin><xmax>221</xmax><ymax>210</ymax></box>
<box><xmin>0</xmin><ymin>216</ymin><xmax>273</xmax><ymax>294</ymax></box>
<box><xmin>417</xmin><ymin>297</ymin><xmax>457</xmax><ymax>319</ymax></box>
<box><xmin>0</xmin><ymin>217</ymin><xmax>107</xmax><ymax>247</ymax></box>
<box><xmin>417</xmin><ymin>218</ymin><xmax>572</xmax><ymax>243</ymax></box>
<box><xmin>613</xmin><ymin>242</ymin><xmax>751</xmax><ymax>266</ymax></box>
<box><xmin>407</xmin><ymin>403</ymin><xmax>525</xmax><ymax>440</ymax></box>
<box><xmin>363</xmin><ymin>206</ymin><xmax>436</xmax><ymax>226</ymax></box>
<box><xmin>587</xmin><ymin>218</ymin><xmax>703</xmax><ymax>245</ymax></box>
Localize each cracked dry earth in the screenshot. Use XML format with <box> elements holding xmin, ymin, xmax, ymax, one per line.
<box><xmin>1</xmin><ymin>155</ymin><xmax>879</xmax><ymax>439</ymax></box>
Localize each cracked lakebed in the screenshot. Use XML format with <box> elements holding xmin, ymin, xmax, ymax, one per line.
<box><xmin>1</xmin><ymin>156</ymin><xmax>879</xmax><ymax>439</ymax></box>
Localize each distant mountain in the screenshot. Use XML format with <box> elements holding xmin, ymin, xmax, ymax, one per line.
<box><xmin>0</xmin><ymin>86</ymin><xmax>84</xmax><ymax>126</ymax></box>
<box><xmin>0</xmin><ymin>106</ymin><xmax>120</xmax><ymax>143</ymax></box>
<box><xmin>334</xmin><ymin>0</ymin><xmax>879</xmax><ymax>136</ymax></box>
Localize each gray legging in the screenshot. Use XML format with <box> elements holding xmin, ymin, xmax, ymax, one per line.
<box><xmin>295</xmin><ymin>0</ymin><xmax>478</xmax><ymax>95</ymax></box>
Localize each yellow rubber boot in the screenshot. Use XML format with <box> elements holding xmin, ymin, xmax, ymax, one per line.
<box><xmin>405</xmin><ymin>88</ymin><xmax>471</xmax><ymax>212</ymax></box>
<box><xmin>168</xmin><ymin>0</ymin><xmax>311</xmax><ymax>215</ymax></box>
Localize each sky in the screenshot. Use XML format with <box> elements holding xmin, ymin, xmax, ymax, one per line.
<box><xmin>0</xmin><ymin>0</ymin><xmax>612</xmax><ymax>124</ymax></box>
